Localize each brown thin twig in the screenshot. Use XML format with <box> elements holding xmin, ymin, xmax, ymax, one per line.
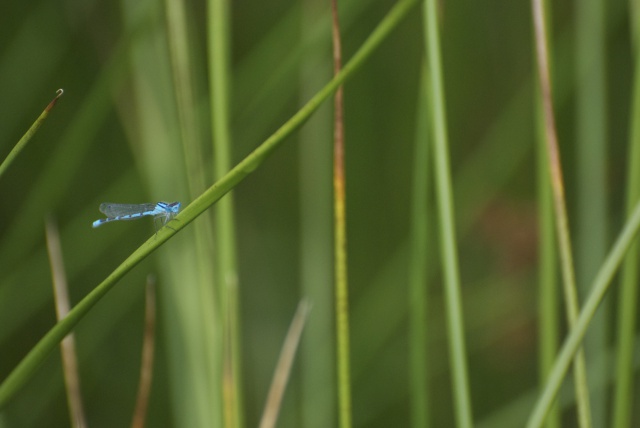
<box><xmin>131</xmin><ymin>275</ymin><xmax>157</xmax><ymax>428</ymax></box>
<box><xmin>259</xmin><ymin>300</ymin><xmax>311</xmax><ymax>428</ymax></box>
<box><xmin>531</xmin><ymin>0</ymin><xmax>592</xmax><ymax>426</ymax></box>
<box><xmin>45</xmin><ymin>216</ymin><xmax>87</xmax><ymax>428</ymax></box>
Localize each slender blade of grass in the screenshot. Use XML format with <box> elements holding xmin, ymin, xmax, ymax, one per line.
<box><xmin>259</xmin><ymin>300</ymin><xmax>311</xmax><ymax>428</ymax></box>
<box><xmin>422</xmin><ymin>0</ymin><xmax>474</xmax><ymax>426</ymax></box>
<box><xmin>535</xmin><ymin>90</ymin><xmax>561</xmax><ymax>428</ymax></box>
<box><xmin>330</xmin><ymin>1</ymin><xmax>352</xmax><ymax>427</ymax></box>
<box><xmin>207</xmin><ymin>0</ymin><xmax>243</xmax><ymax>426</ymax></box>
<box><xmin>533</xmin><ymin>1</ymin><xmax>560</xmax><ymax>427</ymax></box>
<box><xmin>0</xmin><ymin>89</ymin><xmax>63</xmax><ymax>180</ymax></box>
<box><xmin>45</xmin><ymin>217</ymin><xmax>87</xmax><ymax>428</ymax></box>
<box><xmin>531</xmin><ymin>0</ymin><xmax>592</xmax><ymax>425</ymax></box>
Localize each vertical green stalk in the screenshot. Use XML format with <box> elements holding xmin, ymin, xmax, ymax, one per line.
<box><xmin>535</xmin><ymin>98</ymin><xmax>560</xmax><ymax>428</ymax></box>
<box><xmin>333</xmin><ymin>125</ymin><xmax>351</xmax><ymax>428</ymax></box>
<box><xmin>575</xmin><ymin>0</ymin><xmax>608</xmax><ymax>425</ymax></box>
<box><xmin>611</xmin><ymin>49</ymin><xmax>640</xmax><ymax>428</ymax></box>
<box><xmin>208</xmin><ymin>0</ymin><xmax>242</xmax><ymax>426</ymax></box>
<box><xmin>331</xmin><ymin>1</ymin><xmax>352</xmax><ymax>427</ymax></box>
<box><xmin>408</xmin><ymin>65</ymin><xmax>431</xmax><ymax>428</ymax></box>
<box><xmin>531</xmin><ymin>0</ymin><xmax>592</xmax><ymax>426</ymax></box>
<box><xmin>422</xmin><ymin>0</ymin><xmax>473</xmax><ymax>427</ymax></box>
<box><xmin>299</xmin><ymin>0</ymin><xmax>335</xmax><ymax>426</ymax></box>
<box><xmin>533</xmin><ymin>1</ymin><xmax>560</xmax><ymax>427</ymax></box>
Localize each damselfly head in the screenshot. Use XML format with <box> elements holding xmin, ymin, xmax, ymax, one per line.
<box><xmin>168</xmin><ymin>202</ymin><xmax>181</xmax><ymax>213</ymax></box>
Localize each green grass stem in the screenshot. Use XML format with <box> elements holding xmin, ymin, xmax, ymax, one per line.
<box><xmin>535</xmin><ymin>93</ymin><xmax>560</xmax><ymax>428</ymax></box>
<box><xmin>207</xmin><ymin>0</ymin><xmax>242</xmax><ymax>426</ymax></box>
<box><xmin>331</xmin><ymin>2</ymin><xmax>351</xmax><ymax>427</ymax></box>
<box><xmin>0</xmin><ymin>89</ymin><xmax>63</xmax><ymax>180</ymax></box>
<box><xmin>423</xmin><ymin>0</ymin><xmax>473</xmax><ymax>426</ymax></box>
<box><xmin>533</xmin><ymin>2</ymin><xmax>560</xmax><ymax>427</ymax></box>
<box><xmin>531</xmin><ymin>0</ymin><xmax>592</xmax><ymax>425</ymax></box>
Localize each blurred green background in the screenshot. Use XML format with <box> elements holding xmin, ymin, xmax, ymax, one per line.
<box><xmin>0</xmin><ymin>0</ymin><xmax>635</xmax><ymax>427</ymax></box>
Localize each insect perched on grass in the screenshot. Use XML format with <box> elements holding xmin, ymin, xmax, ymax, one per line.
<box><xmin>92</xmin><ymin>202</ymin><xmax>181</xmax><ymax>230</ymax></box>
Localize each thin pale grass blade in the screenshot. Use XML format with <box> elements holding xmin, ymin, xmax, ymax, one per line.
<box><xmin>533</xmin><ymin>3</ymin><xmax>560</xmax><ymax>428</ymax></box>
<box><xmin>45</xmin><ymin>216</ymin><xmax>87</xmax><ymax>428</ymax></box>
<box><xmin>0</xmin><ymin>89</ymin><xmax>63</xmax><ymax>180</ymax></box>
<box><xmin>259</xmin><ymin>300</ymin><xmax>311</xmax><ymax>428</ymax></box>
<box><xmin>131</xmin><ymin>275</ymin><xmax>157</xmax><ymax>428</ymax></box>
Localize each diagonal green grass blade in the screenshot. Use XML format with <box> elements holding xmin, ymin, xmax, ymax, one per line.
<box><xmin>0</xmin><ymin>0</ymin><xmax>419</xmax><ymax>408</ymax></box>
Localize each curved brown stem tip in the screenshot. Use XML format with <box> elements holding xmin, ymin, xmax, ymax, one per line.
<box><xmin>46</xmin><ymin>88</ymin><xmax>64</xmax><ymax>112</ymax></box>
